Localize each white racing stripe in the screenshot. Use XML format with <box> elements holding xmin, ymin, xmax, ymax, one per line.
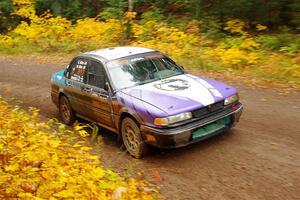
<box><xmin>197</xmin><ymin>79</ymin><xmax>223</xmax><ymax>98</ymax></box>
<box><xmin>140</xmin><ymin>74</ymin><xmax>221</xmax><ymax>106</ymax></box>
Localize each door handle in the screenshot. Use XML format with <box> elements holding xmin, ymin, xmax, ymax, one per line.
<box><xmin>81</xmin><ymin>86</ymin><xmax>92</xmax><ymax>93</ymax></box>
<box><xmin>66</xmin><ymin>80</ymin><xmax>71</xmax><ymax>86</ymax></box>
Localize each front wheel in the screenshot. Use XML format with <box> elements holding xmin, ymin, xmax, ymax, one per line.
<box><xmin>59</xmin><ymin>95</ymin><xmax>75</xmax><ymax>125</ymax></box>
<box><xmin>121</xmin><ymin>118</ymin><xmax>148</xmax><ymax>158</ymax></box>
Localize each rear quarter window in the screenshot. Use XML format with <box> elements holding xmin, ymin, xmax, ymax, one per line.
<box><xmin>68</xmin><ymin>58</ymin><xmax>88</xmax><ymax>83</ymax></box>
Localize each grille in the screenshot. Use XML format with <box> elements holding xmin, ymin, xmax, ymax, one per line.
<box><xmin>192</xmin><ymin>101</ymin><xmax>225</xmax><ymax>118</ymax></box>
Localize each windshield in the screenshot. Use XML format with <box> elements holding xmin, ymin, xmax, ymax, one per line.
<box><xmin>107</xmin><ymin>54</ymin><xmax>184</xmax><ymax>90</ymax></box>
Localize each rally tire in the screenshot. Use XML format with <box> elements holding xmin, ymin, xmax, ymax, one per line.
<box><xmin>59</xmin><ymin>95</ymin><xmax>75</xmax><ymax>125</ymax></box>
<box><xmin>121</xmin><ymin>117</ymin><xmax>148</xmax><ymax>158</ymax></box>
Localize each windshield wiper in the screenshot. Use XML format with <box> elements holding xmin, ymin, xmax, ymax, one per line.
<box><xmin>136</xmin><ymin>79</ymin><xmax>158</xmax><ymax>86</ymax></box>
<box><xmin>160</xmin><ymin>72</ymin><xmax>184</xmax><ymax>80</ymax></box>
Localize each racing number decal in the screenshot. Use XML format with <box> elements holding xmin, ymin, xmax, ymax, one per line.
<box><xmin>70</xmin><ymin>60</ymin><xmax>87</xmax><ymax>82</ymax></box>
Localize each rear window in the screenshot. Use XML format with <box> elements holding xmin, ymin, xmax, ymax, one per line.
<box><xmin>68</xmin><ymin>58</ymin><xmax>88</xmax><ymax>83</ymax></box>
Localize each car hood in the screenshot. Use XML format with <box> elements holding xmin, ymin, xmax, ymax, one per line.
<box><xmin>121</xmin><ymin>74</ymin><xmax>237</xmax><ymax>116</ymax></box>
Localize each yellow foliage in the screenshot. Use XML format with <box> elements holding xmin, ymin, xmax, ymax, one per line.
<box><xmin>132</xmin><ymin>21</ymin><xmax>200</xmax><ymax>61</ymax></box>
<box><xmin>0</xmin><ymin>97</ymin><xmax>161</xmax><ymax>199</ymax></box>
<box><xmin>224</xmin><ymin>19</ymin><xmax>247</xmax><ymax>36</ymax></box>
<box><xmin>123</xmin><ymin>11</ymin><xmax>137</xmax><ymax>21</ymax></box>
<box><xmin>1</xmin><ymin>1</ymin><xmax>124</xmax><ymax>51</ymax></box>
<box><xmin>12</xmin><ymin>0</ymin><xmax>70</xmax><ymax>41</ymax></box>
<box><xmin>0</xmin><ymin>35</ymin><xmax>14</xmax><ymax>46</ymax></box>
<box><xmin>256</xmin><ymin>24</ymin><xmax>268</xmax><ymax>31</ymax></box>
<box><xmin>206</xmin><ymin>43</ymin><xmax>258</xmax><ymax>66</ymax></box>
<box><xmin>260</xmin><ymin>53</ymin><xmax>300</xmax><ymax>81</ymax></box>
<box><xmin>70</xmin><ymin>18</ymin><xmax>123</xmax><ymax>45</ymax></box>
<box><xmin>206</xmin><ymin>19</ymin><xmax>261</xmax><ymax>67</ymax></box>
<box><xmin>240</xmin><ymin>38</ymin><xmax>260</xmax><ymax>49</ymax></box>
<box><xmin>12</xmin><ymin>0</ymin><xmax>36</xmax><ymax>19</ymax></box>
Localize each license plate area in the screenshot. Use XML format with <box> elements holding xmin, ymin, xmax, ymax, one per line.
<box><xmin>192</xmin><ymin>116</ymin><xmax>231</xmax><ymax>139</ymax></box>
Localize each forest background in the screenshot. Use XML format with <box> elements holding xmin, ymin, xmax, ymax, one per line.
<box><xmin>1</xmin><ymin>0</ymin><xmax>300</xmax><ymax>84</ymax></box>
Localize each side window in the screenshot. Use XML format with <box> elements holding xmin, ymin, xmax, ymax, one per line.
<box><xmin>87</xmin><ymin>60</ymin><xmax>106</xmax><ymax>89</ymax></box>
<box><xmin>68</xmin><ymin>58</ymin><xmax>88</xmax><ymax>83</ymax></box>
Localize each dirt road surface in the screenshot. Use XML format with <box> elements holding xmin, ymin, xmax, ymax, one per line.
<box><xmin>0</xmin><ymin>56</ymin><xmax>299</xmax><ymax>200</ymax></box>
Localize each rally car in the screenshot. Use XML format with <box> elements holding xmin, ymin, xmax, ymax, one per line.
<box><xmin>51</xmin><ymin>46</ymin><xmax>243</xmax><ymax>158</ymax></box>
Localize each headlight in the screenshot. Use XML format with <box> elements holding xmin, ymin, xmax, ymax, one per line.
<box><xmin>154</xmin><ymin>112</ymin><xmax>192</xmax><ymax>126</ymax></box>
<box><xmin>224</xmin><ymin>94</ymin><xmax>239</xmax><ymax>105</ymax></box>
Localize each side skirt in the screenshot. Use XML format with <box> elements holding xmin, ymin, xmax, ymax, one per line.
<box><xmin>75</xmin><ymin>114</ymin><xmax>118</xmax><ymax>134</ymax></box>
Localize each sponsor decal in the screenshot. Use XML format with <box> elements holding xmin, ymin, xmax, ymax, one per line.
<box><xmin>141</xmin><ymin>75</ymin><xmax>223</xmax><ymax>106</ymax></box>
<box><xmin>56</xmin><ymin>75</ymin><xmax>62</xmax><ymax>80</ymax></box>
<box><xmin>154</xmin><ymin>79</ymin><xmax>190</xmax><ymax>91</ymax></box>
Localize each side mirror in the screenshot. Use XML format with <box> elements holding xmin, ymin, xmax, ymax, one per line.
<box><xmin>104</xmin><ymin>82</ymin><xmax>110</xmax><ymax>91</ymax></box>
<box><xmin>179</xmin><ymin>65</ymin><xmax>186</xmax><ymax>73</ymax></box>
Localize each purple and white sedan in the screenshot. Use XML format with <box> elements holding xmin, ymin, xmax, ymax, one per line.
<box><xmin>51</xmin><ymin>46</ymin><xmax>243</xmax><ymax>158</ymax></box>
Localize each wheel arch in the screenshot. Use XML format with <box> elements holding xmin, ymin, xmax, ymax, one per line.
<box><xmin>119</xmin><ymin>112</ymin><xmax>140</xmax><ymax>128</ymax></box>
<box><xmin>118</xmin><ymin>112</ymin><xmax>142</xmax><ymax>139</ymax></box>
<box><xmin>58</xmin><ymin>92</ymin><xmax>71</xmax><ymax>103</ymax></box>
<box><xmin>58</xmin><ymin>92</ymin><xmax>74</xmax><ymax>112</ymax></box>
<box><xmin>58</xmin><ymin>92</ymin><xmax>65</xmax><ymax>100</ymax></box>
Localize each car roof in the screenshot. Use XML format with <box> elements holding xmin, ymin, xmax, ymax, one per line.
<box><xmin>82</xmin><ymin>46</ymin><xmax>157</xmax><ymax>61</ymax></box>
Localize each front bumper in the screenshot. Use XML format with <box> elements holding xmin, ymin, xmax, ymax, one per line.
<box><xmin>140</xmin><ymin>103</ymin><xmax>243</xmax><ymax>148</ymax></box>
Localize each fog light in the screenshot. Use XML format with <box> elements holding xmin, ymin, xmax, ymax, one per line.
<box><xmin>173</xmin><ymin>131</ymin><xmax>191</xmax><ymax>144</ymax></box>
<box><xmin>146</xmin><ymin>134</ymin><xmax>156</xmax><ymax>142</ymax></box>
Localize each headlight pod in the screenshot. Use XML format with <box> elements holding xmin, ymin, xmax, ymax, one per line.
<box><xmin>154</xmin><ymin>112</ymin><xmax>192</xmax><ymax>126</ymax></box>
<box><xmin>224</xmin><ymin>94</ymin><xmax>239</xmax><ymax>105</ymax></box>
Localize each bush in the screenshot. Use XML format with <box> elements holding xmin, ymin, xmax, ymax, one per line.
<box><xmin>257</xmin><ymin>33</ymin><xmax>300</xmax><ymax>54</ymax></box>
<box><xmin>279</xmin><ymin>44</ymin><xmax>299</xmax><ymax>55</ymax></box>
<box><xmin>140</xmin><ymin>6</ymin><xmax>165</xmax><ymax>25</ymax></box>
<box><xmin>205</xmin><ymin>19</ymin><xmax>260</xmax><ymax>67</ymax></box>
<box><xmin>0</xmin><ymin>97</ymin><xmax>161</xmax><ymax>199</ymax></box>
<box><xmin>256</xmin><ymin>35</ymin><xmax>282</xmax><ymax>50</ymax></box>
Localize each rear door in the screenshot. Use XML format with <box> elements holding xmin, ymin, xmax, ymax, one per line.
<box><xmin>64</xmin><ymin>57</ymin><xmax>89</xmax><ymax>116</ymax></box>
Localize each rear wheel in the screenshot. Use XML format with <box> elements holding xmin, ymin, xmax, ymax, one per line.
<box><xmin>121</xmin><ymin>118</ymin><xmax>148</xmax><ymax>158</ymax></box>
<box><xmin>59</xmin><ymin>95</ymin><xmax>75</xmax><ymax>125</ymax></box>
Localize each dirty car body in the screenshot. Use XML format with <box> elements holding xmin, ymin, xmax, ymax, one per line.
<box><xmin>51</xmin><ymin>46</ymin><xmax>243</xmax><ymax>157</ymax></box>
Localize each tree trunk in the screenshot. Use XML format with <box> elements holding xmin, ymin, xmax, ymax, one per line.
<box><xmin>128</xmin><ymin>0</ymin><xmax>134</xmax><ymax>12</ymax></box>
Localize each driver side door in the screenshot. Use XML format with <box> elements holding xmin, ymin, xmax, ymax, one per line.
<box><xmin>80</xmin><ymin>59</ymin><xmax>115</xmax><ymax>129</ymax></box>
